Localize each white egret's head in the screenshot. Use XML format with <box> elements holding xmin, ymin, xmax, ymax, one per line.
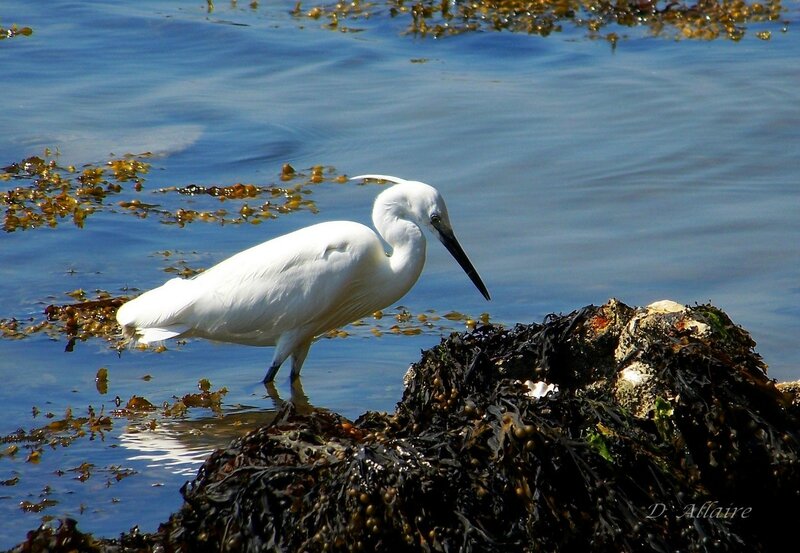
<box><xmin>352</xmin><ymin>175</ymin><xmax>491</xmax><ymax>301</ymax></box>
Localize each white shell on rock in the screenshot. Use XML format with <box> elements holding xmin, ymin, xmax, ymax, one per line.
<box><xmin>645</xmin><ymin>300</ymin><xmax>686</xmax><ymax>314</ymax></box>
<box><xmin>523</xmin><ymin>380</ymin><xmax>558</xmax><ymax>399</ymax></box>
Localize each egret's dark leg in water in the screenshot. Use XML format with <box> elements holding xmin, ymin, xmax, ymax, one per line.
<box><xmin>263</xmin><ymin>363</ymin><xmax>281</xmax><ymax>384</ymax></box>
<box><xmin>289</xmin><ymin>341</ymin><xmax>312</xmax><ymax>383</ymax></box>
<box><xmin>262</xmin><ymin>340</ymin><xmax>311</xmax><ymax>383</ymax></box>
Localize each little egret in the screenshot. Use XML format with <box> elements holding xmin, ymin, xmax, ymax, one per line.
<box><xmin>116</xmin><ymin>175</ymin><xmax>490</xmax><ymax>383</ymax></box>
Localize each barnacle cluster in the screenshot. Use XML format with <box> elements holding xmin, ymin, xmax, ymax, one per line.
<box><xmin>294</xmin><ymin>0</ymin><xmax>787</xmax><ymax>41</ymax></box>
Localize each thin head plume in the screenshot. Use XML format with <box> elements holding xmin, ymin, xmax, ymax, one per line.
<box><xmin>350</xmin><ymin>175</ymin><xmax>411</xmax><ymax>185</ymax></box>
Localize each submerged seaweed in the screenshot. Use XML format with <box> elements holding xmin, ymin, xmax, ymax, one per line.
<box><xmin>13</xmin><ymin>299</ymin><xmax>799</xmax><ymax>552</ymax></box>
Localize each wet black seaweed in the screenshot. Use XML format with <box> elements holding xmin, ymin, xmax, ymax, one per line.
<box><xmin>12</xmin><ymin>301</ymin><xmax>800</xmax><ymax>552</ymax></box>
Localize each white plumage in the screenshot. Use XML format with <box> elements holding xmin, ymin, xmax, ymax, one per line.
<box><xmin>116</xmin><ymin>175</ymin><xmax>490</xmax><ymax>383</ymax></box>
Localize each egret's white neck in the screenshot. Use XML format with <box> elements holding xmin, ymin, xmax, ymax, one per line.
<box><xmin>373</xmin><ymin>206</ymin><xmax>427</xmax><ymax>302</ymax></box>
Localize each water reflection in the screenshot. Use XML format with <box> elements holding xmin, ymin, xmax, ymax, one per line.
<box><xmin>264</xmin><ymin>378</ymin><xmax>313</xmax><ymax>414</ymax></box>
<box><xmin>118</xmin><ymin>378</ymin><xmax>315</xmax><ymax>476</ymax></box>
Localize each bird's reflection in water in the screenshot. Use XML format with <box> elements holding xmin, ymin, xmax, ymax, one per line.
<box><xmin>120</xmin><ymin>377</ymin><xmax>315</xmax><ymax>475</ymax></box>
<box><xmin>264</xmin><ymin>377</ymin><xmax>313</xmax><ymax>415</ymax></box>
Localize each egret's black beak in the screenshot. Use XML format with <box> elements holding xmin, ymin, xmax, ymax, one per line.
<box><xmin>432</xmin><ymin>219</ymin><xmax>491</xmax><ymax>301</ymax></box>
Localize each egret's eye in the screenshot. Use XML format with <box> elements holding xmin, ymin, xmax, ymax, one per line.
<box><xmin>430</xmin><ymin>213</ymin><xmax>441</xmax><ymax>226</ymax></box>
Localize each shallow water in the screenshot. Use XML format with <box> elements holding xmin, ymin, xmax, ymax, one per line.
<box><xmin>1</xmin><ymin>0</ymin><xmax>799</xmax><ymax>546</ymax></box>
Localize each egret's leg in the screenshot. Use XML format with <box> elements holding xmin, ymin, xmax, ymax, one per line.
<box><xmin>263</xmin><ymin>343</ymin><xmax>292</xmax><ymax>383</ymax></box>
<box><xmin>263</xmin><ymin>362</ymin><xmax>282</xmax><ymax>384</ymax></box>
<box><xmin>289</xmin><ymin>340</ymin><xmax>312</xmax><ymax>382</ymax></box>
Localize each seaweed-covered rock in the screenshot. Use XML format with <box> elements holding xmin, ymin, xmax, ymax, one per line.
<box><xmin>13</xmin><ymin>300</ymin><xmax>800</xmax><ymax>552</ymax></box>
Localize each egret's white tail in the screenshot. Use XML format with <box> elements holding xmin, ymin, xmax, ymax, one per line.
<box><xmin>116</xmin><ymin>278</ymin><xmax>195</xmax><ymax>345</ymax></box>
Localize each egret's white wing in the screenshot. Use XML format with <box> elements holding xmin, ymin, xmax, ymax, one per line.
<box><xmin>167</xmin><ymin>221</ymin><xmax>388</xmax><ymax>345</ymax></box>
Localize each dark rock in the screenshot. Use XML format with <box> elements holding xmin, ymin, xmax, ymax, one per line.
<box><xmin>12</xmin><ymin>300</ymin><xmax>800</xmax><ymax>552</ymax></box>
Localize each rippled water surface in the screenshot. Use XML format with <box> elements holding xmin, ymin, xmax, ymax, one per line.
<box><xmin>1</xmin><ymin>0</ymin><xmax>799</xmax><ymax>546</ymax></box>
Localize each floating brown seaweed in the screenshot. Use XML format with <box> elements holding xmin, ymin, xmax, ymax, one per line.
<box><xmin>1</xmin><ymin>151</ymin><xmax>359</xmax><ymax>231</ymax></box>
<box><xmin>292</xmin><ymin>0</ymin><xmax>787</xmax><ymax>41</ymax></box>
<box><xmin>0</xmin><ymin>22</ymin><xmax>33</xmax><ymax>40</ymax></box>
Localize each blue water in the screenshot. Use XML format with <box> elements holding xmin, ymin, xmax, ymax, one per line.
<box><xmin>1</xmin><ymin>0</ymin><xmax>799</xmax><ymax>546</ymax></box>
